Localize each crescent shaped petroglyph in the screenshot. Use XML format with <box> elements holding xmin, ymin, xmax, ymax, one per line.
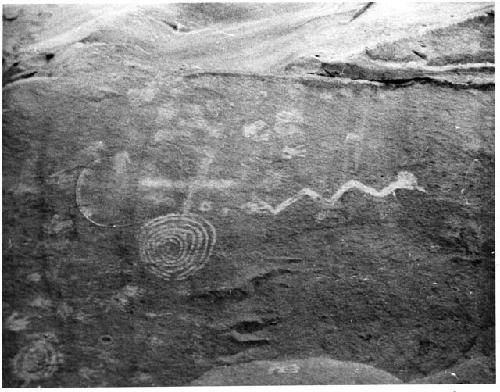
<box><xmin>75</xmin><ymin>167</ymin><xmax>135</xmax><ymax>228</ymax></box>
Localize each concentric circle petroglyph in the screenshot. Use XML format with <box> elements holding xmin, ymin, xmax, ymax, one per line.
<box><xmin>12</xmin><ymin>339</ymin><xmax>59</xmax><ymax>384</ymax></box>
<box><xmin>138</xmin><ymin>213</ymin><xmax>216</xmax><ymax>280</ymax></box>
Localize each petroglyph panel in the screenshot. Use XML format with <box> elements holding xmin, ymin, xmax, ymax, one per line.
<box><xmin>2</xmin><ymin>3</ymin><xmax>495</xmax><ymax>387</ymax></box>
<box><xmin>57</xmin><ymin>73</ymin><xmax>494</xmax><ymax>285</ymax></box>
<box><xmin>2</xmin><ymin>70</ymin><xmax>494</xmax><ymax>388</ymax></box>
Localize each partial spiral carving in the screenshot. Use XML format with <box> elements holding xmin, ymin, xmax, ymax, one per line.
<box><xmin>12</xmin><ymin>339</ymin><xmax>59</xmax><ymax>384</ymax></box>
<box><xmin>138</xmin><ymin>213</ymin><xmax>216</xmax><ymax>280</ymax></box>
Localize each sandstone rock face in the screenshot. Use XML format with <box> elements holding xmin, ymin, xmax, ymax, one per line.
<box><xmin>191</xmin><ymin>357</ymin><xmax>402</xmax><ymax>385</ymax></box>
<box><xmin>2</xmin><ymin>3</ymin><xmax>494</xmax><ymax>387</ymax></box>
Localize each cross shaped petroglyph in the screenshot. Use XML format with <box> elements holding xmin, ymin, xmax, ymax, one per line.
<box><xmin>138</xmin><ymin>148</ymin><xmax>240</xmax><ymax>215</ymax></box>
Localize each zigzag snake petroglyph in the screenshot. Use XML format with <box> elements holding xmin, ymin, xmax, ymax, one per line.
<box><xmin>240</xmin><ymin>171</ymin><xmax>426</xmax><ymax>215</ymax></box>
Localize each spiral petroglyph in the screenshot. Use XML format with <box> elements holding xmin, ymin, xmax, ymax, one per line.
<box><xmin>138</xmin><ymin>213</ymin><xmax>216</xmax><ymax>280</ymax></box>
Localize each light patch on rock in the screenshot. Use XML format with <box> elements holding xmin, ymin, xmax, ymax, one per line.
<box><xmin>142</xmin><ymin>190</ymin><xmax>176</xmax><ymax>207</ymax></box>
<box><xmin>273</xmin><ymin>110</ymin><xmax>305</xmax><ymax>138</ymax></box>
<box><xmin>204</xmin><ymin>100</ymin><xmax>221</xmax><ymax>118</ymax></box>
<box><xmin>131</xmin><ymin>371</ymin><xmax>155</xmax><ymax>385</ymax></box>
<box><xmin>10</xmin><ymin>157</ymin><xmax>41</xmax><ymax>196</ymax></box>
<box><xmin>127</xmin><ymin>87</ymin><xmax>159</xmax><ymax>105</ymax></box>
<box><xmin>243</xmin><ymin>120</ymin><xmax>271</xmax><ymax>141</ymax></box>
<box><xmin>177</xmin><ymin>116</ymin><xmax>209</xmax><ymax>130</ymax></box>
<box><xmin>273</xmin><ymin>122</ymin><xmax>304</xmax><ymax>138</ymax></box>
<box><xmin>141</xmin><ymin>177</ymin><xmax>235</xmax><ymax>190</ymax></box>
<box><xmin>5</xmin><ymin>312</ymin><xmax>31</xmax><ymax>331</ymax></box>
<box><xmin>178</xmin><ymin>104</ymin><xmax>210</xmax><ymax>129</ymax></box>
<box><xmin>56</xmin><ymin>302</ymin><xmax>74</xmax><ymax>319</ymax></box>
<box><xmin>148</xmin><ymin>336</ymin><xmax>165</xmax><ymax>347</ymax></box>
<box><xmin>206</xmin><ymin>125</ymin><xmax>223</xmax><ymax>138</ymax></box>
<box><xmin>169</xmin><ymin>86</ymin><xmax>185</xmax><ymax>97</ymax></box>
<box><xmin>145</xmin><ymin>311</ymin><xmax>173</xmax><ymax>318</ymax></box>
<box><xmin>27</xmin><ymin>272</ymin><xmax>42</xmax><ymax>283</ymax></box>
<box><xmin>268</xmin><ymin>363</ymin><xmax>301</xmax><ymax>374</ymax></box>
<box><xmin>216</xmin><ymin>347</ymin><xmax>279</xmax><ymax>365</ymax></box>
<box><xmin>79</xmin><ymin>205</ymin><xmax>95</xmax><ymax>219</ymax></box>
<box><xmin>275</xmin><ymin>110</ymin><xmax>304</xmax><ymax>124</ymax></box>
<box><xmin>112</xmin><ymin>151</ymin><xmax>131</xmax><ymax>177</ymax></box>
<box><xmin>46</xmin><ymin>170</ymin><xmax>75</xmax><ymax>189</ymax></box>
<box><xmin>45</xmin><ymin>214</ymin><xmax>74</xmax><ymax>235</ymax></box>
<box><xmin>176</xmin><ymin>313</ymin><xmax>206</xmax><ymax>327</ymax></box>
<box><xmin>29</xmin><ymin>296</ymin><xmax>53</xmax><ymax>309</ymax></box>
<box><xmin>315</xmin><ymin>210</ymin><xmax>328</xmax><ymax>222</ymax></box>
<box><xmin>155</xmin><ymin>103</ymin><xmax>177</xmax><ymax>124</ymax></box>
<box><xmin>338</xmin><ymin>88</ymin><xmax>354</xmax><ymax>98</ymax></box>
<box><xmin>261</xmin><ymin>170</ymin><xmax>284</xmax><ymax>192</ymax></box>
<box><xmin>198</xmin><ymin>200</ymin><xmax>213</xmax><ymax>212</ymax></box>
<box><xmin>78</xmin><ymin>366</ymin><xmax>101</xmax><ymax>381</ymax></box>
<box><xmin>111</xmin><ymin>150</ymin><xmax>132</xmax><ymax>191</ymax></box>
<box><xmin>345</xmin><ymin>133</ymin><xmax>362</xmax><ymax>142</ymax></box>
<box><xmin>3</xmin><ymin>5</ymin><xmax>20</xmax><ymax>20</ymax></box>
<box><xmin>462</xmin><ymin>131</ymin><xmax>482</xmax><ymax>152</ymax></box>
<box><xmin>97</xmin><ymin>350</ymin><xmax>120</xmax><ymax>365</ymax></box>
<box><xmin>122</xmin><ymin>284</ymin><xmax>141</xmax><ymax>297</ymax></box>
<box><xmin>228</xmin><ymin>330</ymin><xmax>270</xmax><ymax>343</ymax></box>
<box><xmin>320</xmin><ymin>91</ymin><xmax>334</xmax><ymax>101</ymax></box>
<box><xmin>46</xmin><ymin>141</ymin><xmax>105</xmax><ymax>183</ymax></box>
<box><xmin>11</xmin><ymin>183</ymin><xmax>41</xmax><ymax>196</ymax></box>
<box><xmin>281</xmin><ymin>145</ymin><xmax>306</xmax><ymax>160</ymax></box>
<box><xmin>109</xmin><ymin>284</ymin><xmax>144</xmax><ymax>311</ymax></box>
<box><xmin>74</xmin><ymin>311</ymin><xmax>87</xmax><ymax>322</ymax></box>
<box><xmin>289</xmin><ymin>83</ymin><xmax>306</xmax><ymax>99</ymax></box>
<box><xmin>153</xmin><ymin>128</ymin><xmax>184</xmax><ymax>143</ymax></box>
